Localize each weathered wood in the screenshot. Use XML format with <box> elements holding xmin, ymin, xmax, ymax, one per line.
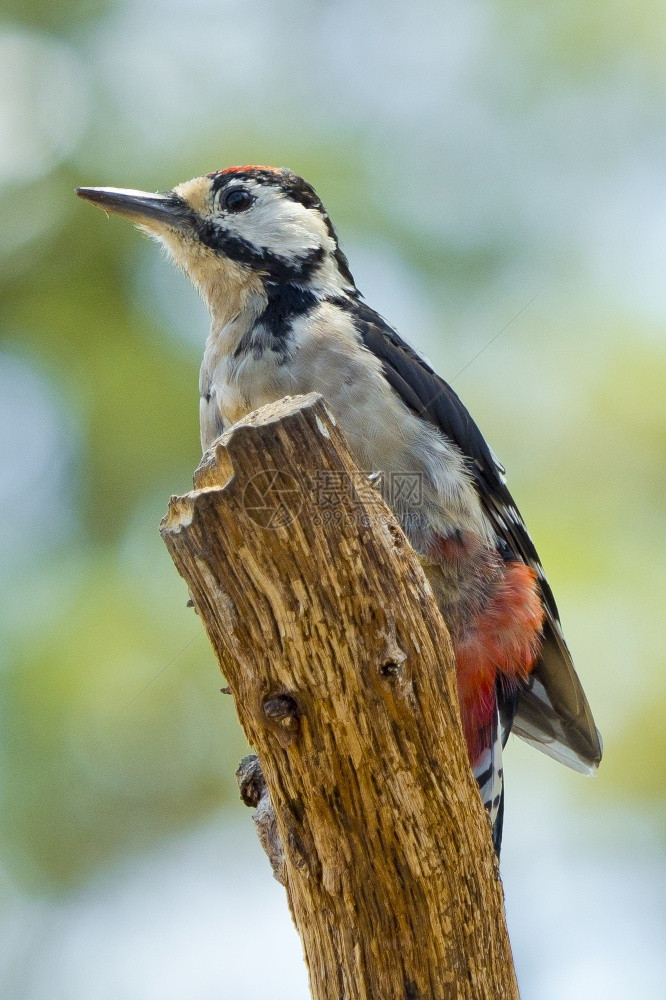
<box><xmin>161</xmin><ymin>393</ymin><xmax>519</xmax><ymax>1000</ymax></box>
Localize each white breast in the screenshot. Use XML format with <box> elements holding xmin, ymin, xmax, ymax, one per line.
<box><xmin>200</xmin><ymin>299</ymin><xmax>491</xmax><ymax>548</ymax></box>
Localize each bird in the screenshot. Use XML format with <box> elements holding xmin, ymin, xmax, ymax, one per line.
<box><xmin>77</xmin><ymin>165</ymin><xmax>602</xmax><ymax>852</ymax></box>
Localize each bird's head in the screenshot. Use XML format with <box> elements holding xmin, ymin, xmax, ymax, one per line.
<box><xmin>77</xmin><ymin>166</ymin><xmax>356</xmax><ymax>321</ymax></box>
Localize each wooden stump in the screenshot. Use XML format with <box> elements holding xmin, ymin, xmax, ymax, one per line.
<box><xmin>161</xmin><ymin>393</ymin><xmax>519</xmax><ymax>1000</ymax></box>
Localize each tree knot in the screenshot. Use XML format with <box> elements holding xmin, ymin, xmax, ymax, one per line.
<box><xmin>263</xmin><ymin>693</ymin><xmax>301</xmax><ymax>747</ymax></box>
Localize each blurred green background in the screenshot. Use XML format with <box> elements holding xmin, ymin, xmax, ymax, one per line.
<box><xmin>1</xmin><ymin>1</ymin><xmax>665</xmax><ymax>997</ymax></box>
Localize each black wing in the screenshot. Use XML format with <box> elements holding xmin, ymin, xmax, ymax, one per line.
<box><xmin>351</xmin><ymin>299</ymin><xmax>602</xmax><ymax>772</ymax></box>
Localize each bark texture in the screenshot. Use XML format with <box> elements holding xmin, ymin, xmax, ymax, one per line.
<box><xmin>161</xmin><ymin>393</ymin><xmax>519</xmax><ymax>1000</ymax></box>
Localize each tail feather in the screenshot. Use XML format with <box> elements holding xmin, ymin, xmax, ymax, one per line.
<box><xmin>472</xmin><ymin>704</ymin><xmax>504</xmax><ymax>854</ymax></box>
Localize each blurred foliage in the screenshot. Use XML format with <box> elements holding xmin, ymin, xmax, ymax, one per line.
<box><xmin>500</xmin><ymin>1</ymin><xmax>666</xmax><ymax>76</ymax></box>
<box><xmin>0</xmin><ymin>0</ymin><xmax>665</xmax><ymax>898</ymax></box>
<box><xmin>0</xmin><ymin>0</ymin><xmax>109</xmax><ymax>32</ymax></box>
<box><xmin>611</xmin><ymin>691</ymin><xmax>666</xmax><ymax>807</ymax></box>
<box><xmin>0</xmin><ymin>543</ymin><xmax>250</xmax><ymax>887</ymax></box>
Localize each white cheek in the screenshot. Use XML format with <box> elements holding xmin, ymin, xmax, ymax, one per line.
<box><xmin>224</xmin><ymin>196</ymin><xmax>332</xmax><ymax>258</ymax></box>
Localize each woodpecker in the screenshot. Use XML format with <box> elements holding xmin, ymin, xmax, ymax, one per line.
<box><xmin>77</xmin><ymin>166</ymin><xmax>602</xmax><ymax>851</ymax></box>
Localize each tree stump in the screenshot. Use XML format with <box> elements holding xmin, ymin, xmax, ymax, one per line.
<box><xmin>160</xmin><ymin>393</ymin><xmax>519</xmax><ymax>1000</ymax></box>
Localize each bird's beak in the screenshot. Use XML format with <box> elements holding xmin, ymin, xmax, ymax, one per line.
<box><xmin>76</xmin><ymin>186</ymin><xmax>192</xmax><ymax>232</ymax></box>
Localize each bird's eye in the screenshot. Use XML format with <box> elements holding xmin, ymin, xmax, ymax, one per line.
<box><xmin>222</xmin><ymin>188</ymin><xmax>253</xmax><ymax>212</ymax></box>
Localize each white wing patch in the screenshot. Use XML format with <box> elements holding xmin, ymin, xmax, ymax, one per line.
<box><xmin>488</xmin><ymin>443</ymin><xmax>507</xmax><ymax>482</ymax></box>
